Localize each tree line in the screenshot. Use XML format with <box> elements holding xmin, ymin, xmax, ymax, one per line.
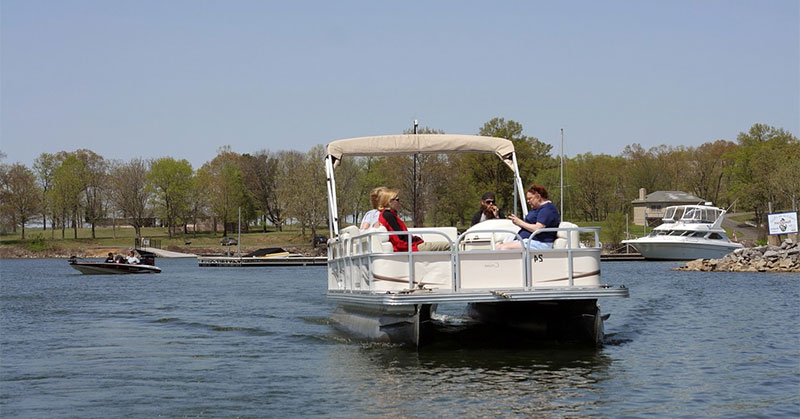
<box><xmin>1</xmin><ymin>119</ymin><xmax>797</xmax><ymax>243</ymax></box>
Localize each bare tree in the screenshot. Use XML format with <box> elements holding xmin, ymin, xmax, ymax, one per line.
<box><xmin>285</xmin><ymin>146</ymin><xmax>328</xmax><ymax>244</ymax></box>
<box><xmin>75</xmin><ymin>149</ymin><xmax>108</xmax><ymax>239</ymax></box>
<box><xmin>241</xmin><ymin>150</ymin><xmax>283</xmax><ymax>232</ymax></box>
<box><xmin>109</xmin><ymin>158</ymin><xmax>152</xmax><ymax>238</ymax></box>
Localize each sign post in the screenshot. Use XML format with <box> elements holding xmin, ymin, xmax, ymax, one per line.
<box><xmin>767</xmin><ymin>211</ymin><xmax>799</xmax><ymax>244</ymax></box>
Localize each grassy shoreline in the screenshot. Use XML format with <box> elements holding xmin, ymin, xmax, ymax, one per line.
<box><xmin>0</xmin><ymin>226</ymin><xmax>326</xmax><ymax>259</ymax></box>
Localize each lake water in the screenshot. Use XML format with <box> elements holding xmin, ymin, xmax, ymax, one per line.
<box><xmin>1</xmin><ymin>258</ymin><xmax>798</xmax><ymax>417</ymax></box>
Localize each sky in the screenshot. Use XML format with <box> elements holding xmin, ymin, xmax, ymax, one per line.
<box><xmin>1</xmin><ymin>0</ymin><xmax>798</xmax><ymax>169</ymax></box>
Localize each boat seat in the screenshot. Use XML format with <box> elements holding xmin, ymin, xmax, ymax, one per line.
<box><xmin>553</xmin><ymin>221</ymin><xmax>580</xmax><ymax>249</ymax></box>
<box><xmin>408</xmin><ymin>227</ymin><xmax>457</xmax><ymax>247</ymax></box>
<box><xmin>462</xmin><ymin>219</ymin><xmax>518</xmax><ymax>249</ymax></box>
<box><xmin>358</xmin><ymin>226</ymin><xmax>393</xmax><ymax>253</ymax></box>
<box><xmin>339</xmin><ymin>225</ymin><xmax>361</xmax><ymax>239</ymax></box>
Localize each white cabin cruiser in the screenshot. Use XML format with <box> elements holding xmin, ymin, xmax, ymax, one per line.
<box><xmin>324</xmin><ymin>134</ymin><xmax>629</xmax><ymax>347</ymax></box>
<box><xmin>622</xmin><ymin>204</ymin><xmax>743</xmax><ymax>260</ymax></box>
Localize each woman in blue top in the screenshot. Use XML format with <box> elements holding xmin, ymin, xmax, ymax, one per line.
<box><xmin>496</xmin><ymin>184</ymin><xmax>560</xmax><ymax>250</ymax></box>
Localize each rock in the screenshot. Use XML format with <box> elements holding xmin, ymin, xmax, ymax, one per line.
<box><xmin>675</xmin><ymin>239</ymin><xmax>800</xmax><ymax>272</ymax></box>
<box><xmin>763</xmin><ymin>250</ymin><xmax>779</xmax><ymax>259</ymax></box>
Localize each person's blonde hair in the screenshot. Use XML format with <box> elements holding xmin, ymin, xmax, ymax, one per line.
<box><xmin>376</xmin><ymin>188</ymin><xmax>399</xmax><ymax>210</ymax></box>
<box><xmin>369</xmin><ymin>186</ymin><xmax>387</xmax><ymax>209</ymax></box>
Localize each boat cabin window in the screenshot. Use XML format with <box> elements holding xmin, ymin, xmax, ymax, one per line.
<box><xmin>691</xmin><ymin>232</ymin><xmax>707</xmax><ymax>238</ymax></box>
<box><xmin>708</xmin><ymin>233</ymin><xmax>723</xmax><ymax>240</ymax></box>
<box><xmin>700</xmin><ymin>209</ymin><xmax>720</xmax><ymax>223</ymax></box>
<box><xmin>663</xmin><ymin>207</ymin><xmax>677</xmax><ymax>222</ymax></box>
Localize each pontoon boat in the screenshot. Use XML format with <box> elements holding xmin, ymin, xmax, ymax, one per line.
<box><xmin>324</xmin><ymin>134</ymin><xmax>629</xmax><ymax>347</ymax></box>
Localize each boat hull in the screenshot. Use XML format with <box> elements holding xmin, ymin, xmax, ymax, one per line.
<box><xmin>622</xmin><ymin>239</ymin><xmax>742</xmax><ymax>260</ymax></box>
<box><xmin>330</xmin><ymin>303</ymin><xmax>435</xmax><ymax>346</ymax></box>
<box><xmin>69</xmin><ymin>262</ymin><xmax>161</xmax><ymax>274</ymax></box>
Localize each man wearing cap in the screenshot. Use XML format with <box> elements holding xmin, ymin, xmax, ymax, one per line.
<box><xmin>471</xmin><ymin>192</ymin><xmax>505</xmax><ymax>226</ymax></box>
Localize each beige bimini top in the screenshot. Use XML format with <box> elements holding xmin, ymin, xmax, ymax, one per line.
<box><xmin>326</xmin><ymin>134</ymin><xmax>515</xmax><ymax>169</ymax></box>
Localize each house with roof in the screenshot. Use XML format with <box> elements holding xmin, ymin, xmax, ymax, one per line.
<box><xmin>632</xmin><ymin>189</ymin><xmax>706</xmax><ymax>226</ymax></box>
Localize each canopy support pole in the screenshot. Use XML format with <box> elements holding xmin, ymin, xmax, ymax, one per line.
<box><xmin>325</xmin><ymin>156</ymin><xmax>340</xmax><ymax>237</ymax></box>
<box><xmin>512</xmin><ymin>153</ymin><xmax>528</xmax><ymax>217</ymax></box>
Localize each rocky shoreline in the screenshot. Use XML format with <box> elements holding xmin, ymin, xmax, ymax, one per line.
<box><xmin>675</xmin><ymin>240</ymin><xmax>800</xmax><ymax>273</ymax></box>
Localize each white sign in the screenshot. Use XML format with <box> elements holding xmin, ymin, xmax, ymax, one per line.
<box><xmin>767</xmin><ymin>212</ymin><xmax>799</xmax><ymax>235</ymax></box>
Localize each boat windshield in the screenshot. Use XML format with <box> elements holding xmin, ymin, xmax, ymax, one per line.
<box><xmin>667</xmin><ymin>230</ymin><xmax>690</xmax><ymax>236</ymax></box>
<box><xmin>681</xmin><ymin>207</ymin><xmax>722</xmax><ymax>223</ymax></box>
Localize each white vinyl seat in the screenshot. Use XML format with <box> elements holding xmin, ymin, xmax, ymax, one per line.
<box><xmin>553</xmin><ymin>221</ymin><xmax>579</xmax><ymax>249</ymax></box>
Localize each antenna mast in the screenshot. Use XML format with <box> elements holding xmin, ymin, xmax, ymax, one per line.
<box><xmin>560</xmin><ymin>128</ymin><xmax>564</xmax><ymax>217</ymax></box>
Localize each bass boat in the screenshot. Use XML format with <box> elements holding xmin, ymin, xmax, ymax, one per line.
<box><xmin>68</xmin><ymin>250</ymin><xmax>161</xmax><ymax>274</ymax></box>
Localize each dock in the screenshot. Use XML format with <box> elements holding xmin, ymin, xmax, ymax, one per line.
<box><xmin>197</xmin><ymin>255</ymin><xmax>328</xmax><ymax>267</ymax></box>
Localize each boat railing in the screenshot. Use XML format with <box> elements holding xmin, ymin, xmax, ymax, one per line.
<box><xmin>528</xmin><ymin>227</ymin><xmax>600</xmax><ymax>286</ymax></box>
<box><xmin>453</xmin><ymin>229</ymin><xmax>530</xmax><ymax>289</ymax></box>
<box><xmin>330</xmin><ymin>226</ymin><xmax>602</xmax><ymax>292</ymax></box>
<box><xmin>347</xmin><ymin>229</ymin><xmax>455</xmax><ymax>291</ymax></box>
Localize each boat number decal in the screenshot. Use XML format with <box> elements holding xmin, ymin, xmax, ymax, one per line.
<box><xmin>532</xmin><ymin>254</ymin><xmax>544</xmax><ymax>263</ymax></box>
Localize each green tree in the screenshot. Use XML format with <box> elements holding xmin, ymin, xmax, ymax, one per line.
<box><xmin>769</xmin><ymin>140</ymin><xmax>800</xmax><ymax>211</ymax></box>
<box><xmin>50</xmin><ymin>155</ymin><xmax>85</xmax><ymax>239</ymax></box>
<box><xmin>427</xmin><ymin>155</ymin><xmax>476</xmax><ymax>226</ymax></box>
<box><xmin>726</xmin><ymin>124</ymin><xmax>798</xmax><ymax>235</ymax></box>
<box><xmin>187</xmin><ymin>168</ymin><xmax>212</xmax><ymax>234</ymax></box>
<box><xmin>33</xmin><ymin>153</ymin><xmax>59</xmax><ymax>231</ymax></box>
<box><xmin>685</xmin><ymin>140</ymin><xmax>737</xmax><ymax>205</ymax></box>
<box><xmin>0</xmin><ymin>163</ymin><xmax>42</xmax><ymax>239</ymax></box>
<box><xmin>148</xmin><ymin>157</ymin><xmax>193</xmax><ymax>237</ymax></box>
<box><xmin>202</xmin><ymin>147</ymin><xmax>251</xmax><ymax>236</ymax></box>
<box><xmin>605</xmin><ymin>211</ymin><xmax>627</xmax><ymax>247</ymax></box>
<box><xmin>570</xmin><ymin>153</ymin><xmax>625</xmax><ymax>221</ymax></box>
<box><xmin>467</xmin><ymin>117</ymin><xmax>554</xmax><ymax>214</ymax></box>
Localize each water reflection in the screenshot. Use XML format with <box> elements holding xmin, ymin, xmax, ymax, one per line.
<box><xmin>324</xmin><ymin>320</ymin><xmax>614</xmax><ymax>417</ymax></box>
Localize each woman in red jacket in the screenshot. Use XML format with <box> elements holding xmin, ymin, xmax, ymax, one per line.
<box><xmin>377</xmin><ymin>189</ymin><xmax>450</xmax><ymax>252</ymax></box>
